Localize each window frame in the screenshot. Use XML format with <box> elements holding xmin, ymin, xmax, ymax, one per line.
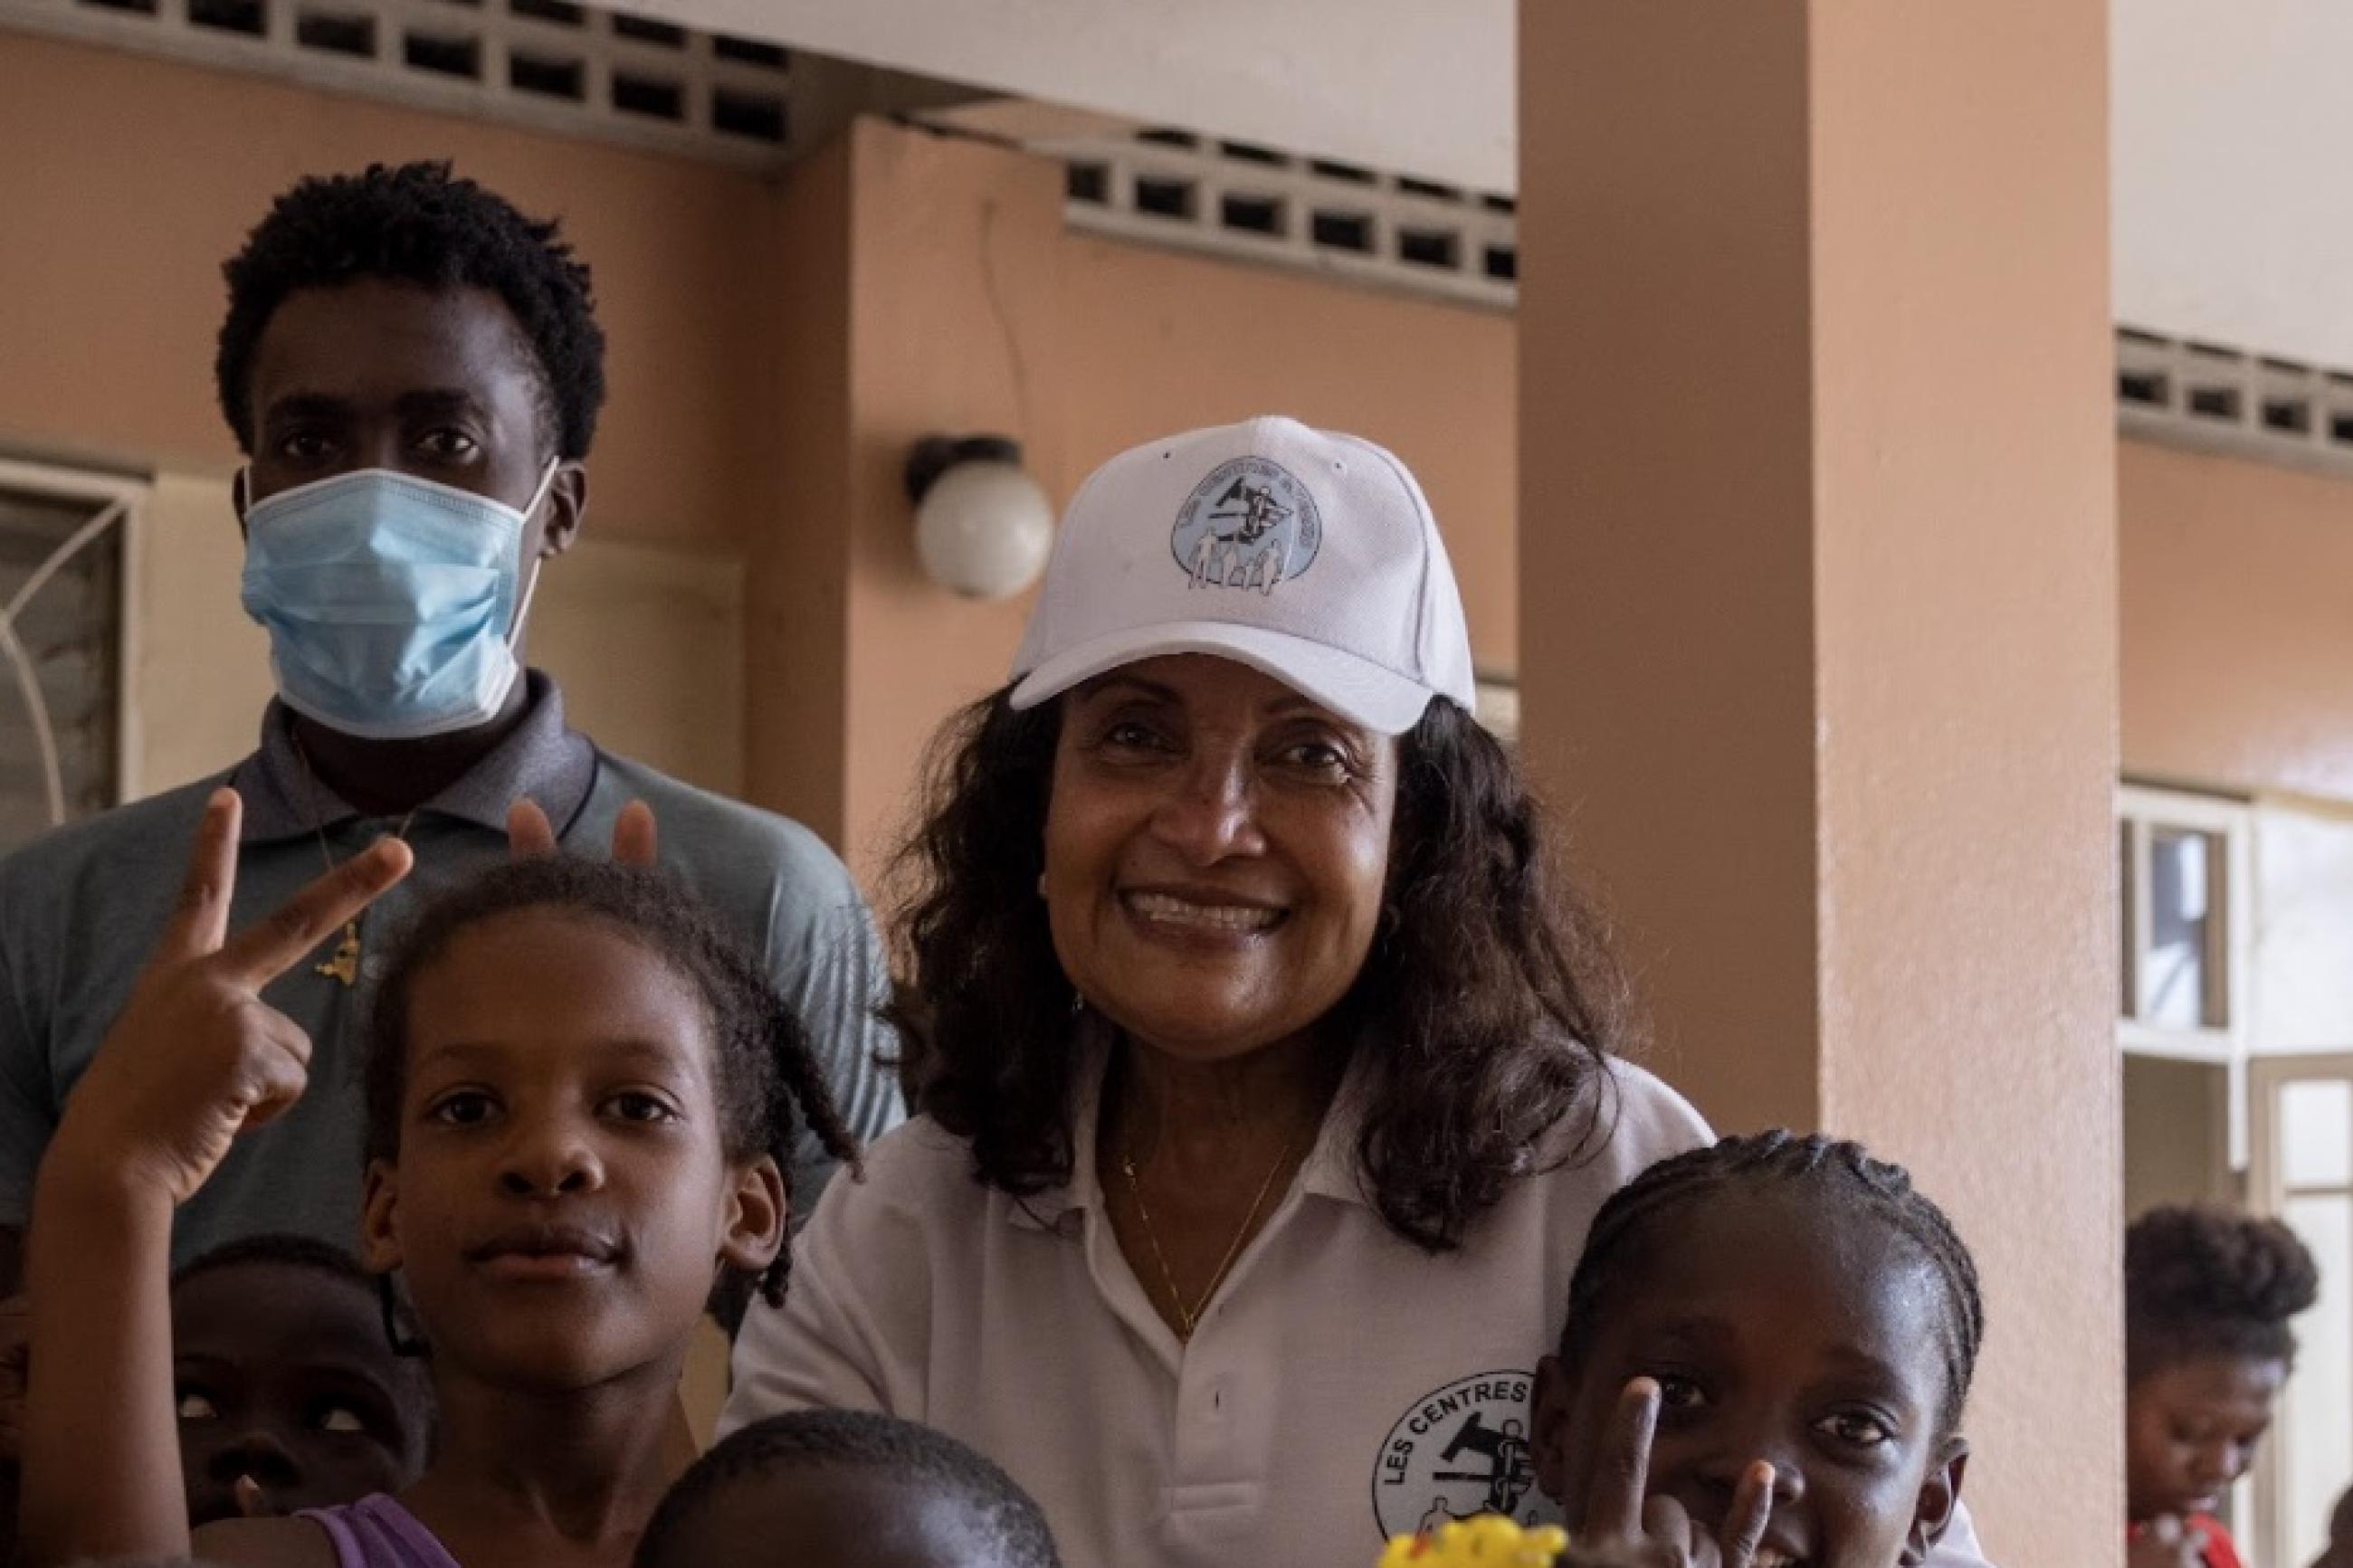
<box><xmin>0</xmin><ymin>455</ymin><xmax>148</xmax><ymax>821</ymax></box>
<box><xmin>2117</xmin><ymin>782</ymin><xmax>2253</xmax><ymax>1064</ymax></box>
<box><xmin>2244</xmin><ymin>1052</ymin><xmax>2353</xmax><ymax>1568</ymax></box>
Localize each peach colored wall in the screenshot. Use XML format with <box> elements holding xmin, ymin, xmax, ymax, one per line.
<box><xmin>1518</xmin><ymin>0</ymin><xmax>1824</xmax><ymax>1133</ymax></box>
<box><xmin>2120</xmin><ymin>440</ymin><xmax>2353</xmax><ymax>804</ymax></box>
<box><xmin>1519</xmin><ymin>4</ymin><xmax>2120</xmax><ymax>1562</ymax></box>
<box><xmin>0</xmin><ymin>31</ymin><xmax>778</xmax><ymax>554</ymax></box>
<box><xmin>747</xmin><ymin>139</ymin><xmax>853</xmax><ymax>845</ymax></box>
<box><xmin>834</xmin><ymin>119</ymin><xmax>1071</xmax><ymax>878</ymax></box>
<box><xmin>1810</xmin><ymin>6</ymin><xmax>2122</xmax><ymax>1561</ymax></box>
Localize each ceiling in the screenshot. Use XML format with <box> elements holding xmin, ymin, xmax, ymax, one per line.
<box><xmin>635</xmin><ymin>0</ymin><xmax>1513</xmax><ymax>190</ymax></box>
<box><xmin>634</xmin><ymin>0</ymin><xmax>2353</xmax><ymax>368</ymax></box>
<box><xmin>2110</xmin><ymin>0</ymin><xmax>2353</xmax><ymax>368</ymax></box>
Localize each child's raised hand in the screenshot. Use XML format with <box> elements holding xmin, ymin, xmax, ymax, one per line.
<box><xmin>49</xmin><ymin>788</ymin><xmax>411</xmax><ymax>1207</ymax></box>
<box><xmin>1575</xmin><ymin>1379</ymin><xmax>1775</xmax><ymax>1568</ymax></box>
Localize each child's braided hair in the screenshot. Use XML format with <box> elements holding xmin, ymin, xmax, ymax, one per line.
<box><xmin>1560</xmin><ymin>1130</ymin><xmax>1985</xmax><ymax>1434</ymax></box>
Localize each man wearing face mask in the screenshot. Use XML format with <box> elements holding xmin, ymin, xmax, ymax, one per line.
<box><xmin>0</xmin><ymin>163</ymin><xmax>903</xmax><ymax>1290</ymax></box>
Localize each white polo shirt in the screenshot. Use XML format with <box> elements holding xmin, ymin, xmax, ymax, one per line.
<box><xmin>725</xmin><ymin>1054</ymin><xmax>1993</xmax><ymax>1568</ymax></box>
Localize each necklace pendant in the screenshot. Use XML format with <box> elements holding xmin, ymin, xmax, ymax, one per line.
<box><xmin>316</xmin><ymin>924</ymin><xmax>362</xmax><ymax>987</ymax></box>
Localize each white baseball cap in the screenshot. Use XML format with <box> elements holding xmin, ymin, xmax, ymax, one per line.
<box><xmin>1008</xmin><ymin>415</ymin><xmax>1476</xmax><ymax>735</ymax></box>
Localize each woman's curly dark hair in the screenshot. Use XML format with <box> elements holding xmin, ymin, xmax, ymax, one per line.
<box><xmin>363</xmin><ymin>857</ymin><xmax>859</xmax><ymax>1315</ymax></box>
<box><xmin>888</xmin><ymin>688</ymin><xmax>1630</xmax><ymax>1252</ymax></box>
<box><xmin>2126</xmin><ymin>1204</ymin><xmax>2320</xmax><ymax>1382</ymax></box>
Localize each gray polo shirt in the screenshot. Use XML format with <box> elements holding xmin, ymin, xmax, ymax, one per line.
<box><xmin>0</xmin><ymin>672</ymin><xmax>903</xmax><ymax>1264</ymax></box>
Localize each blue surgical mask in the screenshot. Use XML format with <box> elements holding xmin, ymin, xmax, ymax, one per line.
<box><xmin>239</xmin><ymin>464</ymin><xmax>557</xmax><ymax>740</ymax></box>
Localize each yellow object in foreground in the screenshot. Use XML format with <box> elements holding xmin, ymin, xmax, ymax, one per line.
<box><xmin>1377</xmin><ymin>1515</ymin><xmax>1571</xmax><ymax>1566</ymax></box>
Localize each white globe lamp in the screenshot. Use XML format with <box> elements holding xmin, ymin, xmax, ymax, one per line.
<box><xmin>904</xmin><ymin>435</ymin><xmax>1055</xmax><ymax>600</ymax></box>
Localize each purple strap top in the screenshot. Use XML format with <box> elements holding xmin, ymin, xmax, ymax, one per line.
<box><xmin>299</xmin><ymin>1495</ymin><xmax>464</xmax><ymax>1568</ymax></box>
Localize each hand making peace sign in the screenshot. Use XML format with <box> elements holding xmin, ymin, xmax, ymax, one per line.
<box><xmin>1572</xmin><ymin>1379</ymin><xmax>1778</xmax><ymax>1568</ymax></box>
<box><xmin>47</xmin><ymin>788</ymin><xmax>412</xmax><ymax>1208</ymax></box>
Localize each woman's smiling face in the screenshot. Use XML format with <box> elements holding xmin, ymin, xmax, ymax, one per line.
<box><xmin>1043</xmin><ymin>653</ymin><xmax>1397</xmax><ymax>1064</ymax></box>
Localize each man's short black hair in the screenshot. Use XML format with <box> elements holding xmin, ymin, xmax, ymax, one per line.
<box><xmin>634</xmin><ymin>1411</ymin><xmax>1062</xmax><ymax>1568</ymax></box>
<box><xmin>215</xmin><ymin>160</ymin><xmax>606</xmax><ymax>461</ymax></box>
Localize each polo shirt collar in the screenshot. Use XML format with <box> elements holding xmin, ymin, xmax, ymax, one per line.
<box><xmin>1297</xmin><ymin>1051</ymin><xmax>1378</xmax><ymax>1207</ymax></box>
<box><xmin>1005</xmin><ymin>1017</ymin><xmax>1114</xmax><ymax>1233</ymax></box>
<box><xmin>228</xmin><ymin>670</ymin><xmax>596</xmax><ymax>843</ymax></box>
<box><xmin>1007</xmin><ymin>1024</ymin><xmax>1378</xmax><ymax>1232</ymax></box>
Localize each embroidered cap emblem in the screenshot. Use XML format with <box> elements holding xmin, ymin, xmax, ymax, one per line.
<box><xmin>1170</xmin><ymin>456</ymin><xmax>1322</xmax><ymax>594</ymax></box>
<box><xmin>1370</xmin><ymin>1370</ymin><xmax>1561</xmax><ymax>1543</ymax></box>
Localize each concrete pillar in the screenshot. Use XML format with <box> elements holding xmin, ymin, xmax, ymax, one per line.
<box><xmin>747</xmin><ymin>120</ymin><xmax>1064</xmax><ymax>877</ymax></box>
<box><xmin>1518</xmin><ymin>4</ymin><xmax>2121</xmax><ymax>1557</ymax></box>
<box><xmin>748</xmin><ymin>134</ymin><xmax>854</xmax><ymax>849</ymax></box>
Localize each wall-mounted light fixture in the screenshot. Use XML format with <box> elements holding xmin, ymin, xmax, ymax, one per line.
<box><xmin>903</xmin><ymin>434</ymin><xmax>1054</xmax><ymax>600</ymax></box>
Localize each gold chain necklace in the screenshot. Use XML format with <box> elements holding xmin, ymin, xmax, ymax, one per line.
<box><xmin>1119</xmin><ymin>1126</ymin><xmax>1299</xmax><ymax>1344</ymax></box>
<box><xmin>292</xmin><ymin>736</ymin><xmax>416</xmax><ymax>987</ymax></box>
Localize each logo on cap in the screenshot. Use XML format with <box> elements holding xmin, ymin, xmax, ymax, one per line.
<box><xmin>1170</xmin><ymin>457</ymin><xmax>1322</xmax><ymax>594</ymax></box>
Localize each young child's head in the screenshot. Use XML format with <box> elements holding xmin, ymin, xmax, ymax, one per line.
<box><xmin>357</xmin><ymin>857</ymin><xmax>858</xmax><ymax>1393</ymax></box>
<box><xmin>1533</xmin><ymin>1132</ymin><xmax>1983</xmax><ymax>1568</ymax></box>
<box><xmin>2124</xmin><ymin>1204</ymin><xmax>2318</xmax><ymax>1525</ymax></box>
<box><xmin>633</xmin><ymin>1411</ymin><xmax>1062</xmax><ymax>1568</ymax></box>
<box><xmin>168</xmin><ymin>1234</ymin><xmax>432</xmax><ymax>1523</ymax></box>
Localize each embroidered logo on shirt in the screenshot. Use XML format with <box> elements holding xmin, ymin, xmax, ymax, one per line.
<box><xmin>1371</xmin><ymin>1370</ymin><xmax>1563</xmax><ymax>1541</ymax></box>
<box><xmin>1170</xmin><ymin>457</ymin><xmax>1322</xmax><ymax>593</ymax></box>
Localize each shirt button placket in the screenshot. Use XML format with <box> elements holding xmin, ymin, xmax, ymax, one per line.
<box><xmin>1173</xmin><ymin>1335</ymin><xmax>1226</xmax><ymax>1484</ymax></box>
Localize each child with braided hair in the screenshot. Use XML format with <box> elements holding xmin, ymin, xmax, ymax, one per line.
<box><xmin>2124</xmin><ymin>1205</ymin><xmax>2319</xmax><ymax>1568</ymax></box>
<box><xmin>1529</xmin><ymin>1132</ymin><xmax>1985</xmax><ymax>1568</ymax></box>
<box><xmin>19</xmin><ymin>797</ymin><xmax>858</xmax><ymax>1567</ymax></box>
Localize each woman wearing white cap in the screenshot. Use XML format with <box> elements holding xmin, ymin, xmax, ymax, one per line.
<box><xmin>724</xmin><ymin>417</ymin><xmax>1995</xmax><ymax>1567</ymax></box>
